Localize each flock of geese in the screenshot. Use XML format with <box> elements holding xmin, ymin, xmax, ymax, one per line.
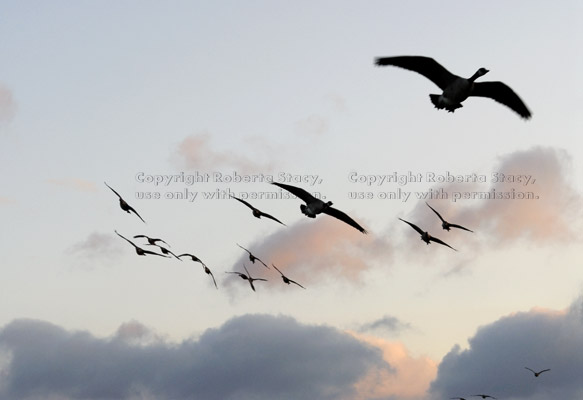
<box><xmin>105</xmin><ymin>55</ymin><xmax>542</xmax><ymax>398</ymax></box>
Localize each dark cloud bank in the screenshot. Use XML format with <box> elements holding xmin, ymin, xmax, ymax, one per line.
<box><xmin>0</xmin><ymin>314</ymin><xmax>390</xmax><ymax>400</ymax></box>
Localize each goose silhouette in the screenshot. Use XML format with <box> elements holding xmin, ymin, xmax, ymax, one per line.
<box><xmin>115</xmin><ymin>230</ymin><xmax>168</xmax><ymax>257</ymax></box>
<box><xmin>272</xmin><ymin>264</ymin><xmax>305</xmax><ymax>289</ymax></box>
<box><xmin>271</xmin><ymin>182</ymin><xmax>367</xmax><ymax>234</ymax></box>
<box><xmin>232</xmin><ymin>196</ymin><xmax>286</xmax><ymax>226</ymax></box>
<box><xmin>105</xmin><ymin>182</ymin><xmax>146</xmax><ymax>223</ymax></box>
<box><xmin>426</xmin><ymin>203</ymin><xmax>473</xmax><ymax>232</ymax></box>
<box><xmin>525</xmin><ymin>367</ymin><xmax>550</xmax><ymax>377</ymax></box>
<box><xmin>237</xmin><ymin>244</ymin><xmax>269</xmax><ymax>269</ymax></box>
<box><xmin>375</xmin><ymin>55</ymin><xmax>531</xmax><ymax>119</ymax></box>
<box><xmin>226</xmin><ymin>265</ymin><xmax>267</xmax><ymax>292</ymax></box>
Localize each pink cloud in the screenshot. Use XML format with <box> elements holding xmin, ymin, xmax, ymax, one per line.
<box><xmin>172</xmin><ymin>133</ymin><xmax>275</xmax><ymax>174</ymax></box>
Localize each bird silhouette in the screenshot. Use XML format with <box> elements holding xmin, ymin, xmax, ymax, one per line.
<box><xmin>232</xmin><ymin>196</ymin><xmax>286</xmax><ymax>226</ymax></box>
<box><xmin>450</xmin><ymin>397</ymin><xmax>467</xmax><ymax>400</ymax></box>
<box><xmin>115</xmin><ymin>230</ymin><xmax>168</xmax><ymax>257</ymax></box>
<box><xmin>178</xmin><ymin>253</ymin><xmax>206</xmax><ymax>266</ymax></box>
<box><xmin>200</xmin><ymin>264</ymin><xmax>218</xmax><ymax>289</ymax></box>
<box><xmin>399</xmin><ymin>218</ymin><xmax>457</xmax><ymax>251</ymax></box>
<box><xmin>426</xmin><ymin>203</ymin><xmax>473</xmax><ymax>232</ymax></box>
<box><xmin>133</xmin><ymin>235</ymin><xmax>170</xmax><ymax>247</ymax></box>
<box><xmin>271</xmin><ymin>182</ymin><xmax>367</xmax><ymax>234</ymax></box>
<box><xmin>472</xmin><ymin>395</ymin><xmax>497</xmax><ymax>399</ymax></box>
<box><xmin>236</xmin><ymin>244</ymin><xmax>269</xmax><ymax>269</ymax></box>
<box><xmin>226</xmin><ymin>265</ymin><xmax>267</xmax><ymax>292</ymax></box>
<box><xmin>105</xmin><ymin>182</ymin><xmax>146</xmax><ymax>223</ymax></box>
<box><xmin>272</xmin><ymin>264</ymin><xmax>305</xmax><ymax>289</ymax></box>
<box><xmin>146</xmin><ymin>244</ymin><xmax>181</xmax><ymax>260</ymax></box>
<box><xmin>375</xmin><ymin>55</ymin><xmax>531</xmax><ymax>119</ymax></box>
<box><xmin>525</xmin><ymin>367</ymin><xmax>550</xmax><ymax>377</ymax></box>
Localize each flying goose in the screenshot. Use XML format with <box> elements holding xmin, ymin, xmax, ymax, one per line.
<box><xmin>524</xmin><ymin>367</ymin><xmax>550</xmax><ymax>377</ymax></box>
<box><xmin>146</xmin><ymin>244</ymin><xmax>181</xmax><ymax>260</ymax></box>
<box><xmin>133</xmin><ymin>235</ymin><xmax>169</xmax><ymax>247</ymax></box>
<box><xmin>226</xmin><ymin>265</ymin><xmax>267</xmax><ymax>292</ymax></box>
<box><xmin>374</xmin><ymin>55</ymin><xmax>531</xmax><ymax>119</ymax></box>
<box><xmin>105</xmin><ymin>182</ymin><xmax>146</xmax><ymax>223</ymax></box>
<box><xmin>451</xmin><ymin>398</ymin><xmax>467</xmax><ymax>400</ymax></box>
<box><xmin>178</xmin><ymin>253</ymin><xmax>206</xmax><ymax>267</ymax></box>
<box><xmin>399</xmin><ymin>218</ymin><xmax>457</xmax><ymax>251</ymax></box>
<box><xmin>272</xmin><ymin>264</ymin><xmax>305</xmax><ymax>289</ymax></box>
<box><xmin>115</xmin><ymin>230</ymin><xmax>168</xmax><ymax>257</ymax></box>
<box><xmin>232</xmin><ymin>196</ymin><xmax>286</xmax><ymax>226</ymax></box>
<box><xmin>426</xmin><ymin>203</ymin><xmax>473</xmax><ymax>232</ymax></box>
<box><xmin>201</xmin><ymin>265</ymin><xmax>218</xmax><ymax>289</ymax></box>
<box><xmin>271</xmin><ymin>182</ymin><xmax>368</xmax><ymax>234</ymax></box>
<box><xmin>472</xmin><ymin>395</ymin><xmax>497</xmax><ymax>399</ymax></box>
<box><xmin>236</xmin><ymin>244</ymin><xmax>269</xmax><ymax>269</ymax></box>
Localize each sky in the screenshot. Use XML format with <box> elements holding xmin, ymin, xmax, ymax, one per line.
<box><xmin>1</xmin><ymin>1</ymin><xmax>583</xmax><ymax>399</ymax></box>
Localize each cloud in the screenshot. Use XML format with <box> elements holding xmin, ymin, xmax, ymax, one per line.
<box><xmin>47</xmin><ymin>178</ymin><xmax>97</xmax><ymax>192</ymax></box>
<box><xmin>0</xmin><ymin>314</ymin><xmax>391</xmax><ymax>400</ymax></box>
<box><xmin>358</xmin><ymin>315</ymin><xmax>412</xmax><ymax>335</ymax></box>
<box><xmin>351</xmin><ymin>333</ymin><xmax>437</xmax><ymax>400</ymax></box>
<box><xmin>227</xmin><ymin>217</ymin><xmax>392</xmax><ymax>290</ymax></box>
<box><xmin>294</xmin><ymin>114</ymin><xmax>330</xmax><ymax>135</ymax></box>
<box><xmin>428</xmin><ymin>297</ymin><xmax>583</xmax><ymax>400</ymax></box>
<box><xmin>67</xmin><ymin>231</ymin><xmax>123</xmax><ymax>266</ymax></box>
<box><xmin>0</xmin><ymin>84</ymin><xmax>16</xmax><ymax>126</ymax></box>
<box><xmin>172</xmin><ymin>133</ymin><xmax>275</xmax><ymax>174</ymax></box>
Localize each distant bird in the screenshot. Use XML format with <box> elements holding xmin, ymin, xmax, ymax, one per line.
<box><xmin>271</xmin><ymin>182</ymin><xmax>367</xmax><ymax>234</ymax></box>
<box><xmin>133</xmin><ymin>235</ymin><xmax>170</xmax><ymax>247</ymax></box>
<box><xmin>374</xmin><ymin>55</ymin><xmax>531</xmax><ymax>119</ymax></box>
<box><xmin>232</xmin><ymin>196</ymin><xmax>286</xmax><ymax>226</ymax></box>
<box><xmin>426</xmin><ymin>203</ymin><xmax>473</xmax><ymax>232</ymax></box>
<box><xmin>226</xmin><ymin>265</ymin><xmax>267</xmax><ymax>292</ymax></box>
<box><xmin>115</xmin><ymin>230</ymin><xmax>168</xmax><ymax>257</ymax></box>
<box><xmin>202</xmin><ymin>265</ymin><xmax>218</xmax><ymax>289</ymax></box>
<box><xmin>472</xmin><ymin>395</ymin><xmax>497</xmax><ymax>399</ymax></box>
<box><xmin>399</xmin><ymin>218</ymin><xmax>457</xmax><ymax>251</ymax></box>
<box><xmin>105</xmin><ymin>182</ymin><xmax>146</xmax><ymax>223</ymax></box>
<box><xmin>237</xmin><ymin>244</ymin><xmax>269</xmax><ymax>269</ymax></box>
<box><xmin>146</xmin><ymin>244</ymin><xmax>181</xmax><ymax>260</ymax></box>
<box><xmin>525</xmin><ymin>367</ymin><xmax>550</xmax><ymax>377</ymax></box>
<box><xmin>451</xmin><ymin>398</ymin><xmax>467</xmax><ymax>400</ymax></box>
<box><xmin>178</xmin><ymin>253</ymin><xmax>206</xmax><ymax>266</ymax></box>
<box><xmin>272</xmin><ymin>264</ymin><xmax>305</xmax><ymax>289</ymax></box>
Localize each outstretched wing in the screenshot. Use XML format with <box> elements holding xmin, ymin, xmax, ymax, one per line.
<box><xmin>375</xmin><ymin>56</ymin><xmax>458</xmax><ymax>90</ymax></box>
<box><xmin>472</xmin><ymin>81</ymin><xmax>531</xmax><ymax>119</ymax></box>
<box><xmin>259</xmin><ymin>211</ymin><xmax>286</xmax><ymax>226</ymax></box>
<box><xmin>115</xmin><ymin>230</ymin><xmax>137</xmax><ymax>248</ymax></box>
<box><xmin>104</xmin><ymin>182</ymin><xmax>122</xmax><ymax>199</ymax></box>
<box><xmin>142</xmin><ymin>249</ymin><xmax>169</xmax><ymax>257</ymax></box>
<box><xmin>449</xmin><ymin>223</ymin><xmax>473</xmax><ymax>233</ymax></box>
<box><xmin>323</xmin><ymin>207</ymin><xmax>367</xmax><ymax>234</ymax></box>
<box><xmin>288</xmin><ymin>278</ymin><xmax>306</xmax><ymax>289</ymax></box>
<box><xmin>232</xmin><ymin>196</ymin><xmax>255</xmax><ymax>211</ymax></box>
<box><xmin>398</xmin><ymin>218</ymin><xmax>424</xmax><ymax>236</ymax></box>
<box><xmin>128</xmin><ymin>206</ymin><xmax>146</xmax><ymax>223</ymax></box>
<box><xmin>271</xmin><ymin>182</ymin><xmax>317</xmax><ymax>203</ymax></box>
<box><xmin>429</xmin><ymin>236</ymin><xmax>457</xmax><ymax>251</ymax></box>
<box><xmin>426</xmin><ymin>202</ymin><xmax>445</xmax><ymax>223</ymax></box>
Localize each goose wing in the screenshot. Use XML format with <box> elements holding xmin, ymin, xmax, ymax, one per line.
<box><xmin>429</xmin><ymin>236</ymin><xmax>457</xmax><ymax>251</ymax></box>
<box><xmin>115</xmin><ymin>230</ymin><xmax>137</xmax><ymax>248</ymax></box>
<box><xmin>236</xmin><ymin>244</ymin><xmax>252</xmax><ymax>255</ymax></box>
<box><xmin>375</xmin><ymin>56</ymin><xmax>458</xmax><ymax>90</ymax></box>
<box><xmin>322</xmin><ymin>207</ymin><xmax>367</xmax><ymax>233</ymax></box>
<box><xmin>206</xmin><ymin>269</ymin><xmax>218</xmax><ymax>289</ymax></box>
<box><xmin>288</xmin><ymin>278</ymin><xmax>306</xmax><ymax>289</ymax></box>
<box><xmin>398</xmin><ymin>218</ymin><xmax>425</xmax><ymax>236</ymax></box>
<box><xmin>471</xmin><ymin>81</ymin><xmax>531</xmax><ymax>119</ymax></box>
<box><xmin>232</xmin><ymin>196</ymin><xmax>256</xmax><ymax>211</ymax></box>
<box><xmin>426</xmin><ymin>202</ymin><xmax>445</xmax><ymax>223</ymax></box>
<box><xmin>104</xmin><ymin>182</ymin><xmax>122</xmax><ymax>199</ymax></box>
<box><xmin>271</xmin><ymin>182</ymin><xmax>317</xmax><ymax>203</ymax></box>
<box><xmin>448</xmin><ymin>223</ymin><xmax>473</xmax><ymax>233</ymax></box>
<box><xmin>525</xmin><ymin>367</ymin><xmax>536</xmax><ymax>374</ymax></box>
<box><xmin>126</xmin><ymin>205</ymin><xmax>146</xmax><ymax>223</ymax></box>
<box><xmin>142</xmin><ymin>249</ymin><xmax>169</xmax><ymax>257</ymax></box>
<box><xmin>259</xmin><ymin>210</ymin><xmax>286</xmax><ymax>226</ymax></box>
<box><xmin>538</xmin><ymin>368</ymin><xmax>551</xmax><ymax>374</ymax></box>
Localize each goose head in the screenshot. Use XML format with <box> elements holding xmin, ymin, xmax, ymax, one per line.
<box><xmin>469</xmin><ymin>67</ymin><xmax>489</xmax><ymax>81</ymax></box>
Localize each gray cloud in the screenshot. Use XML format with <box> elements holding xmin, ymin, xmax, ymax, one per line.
<box><xmin>0</xmin><ymin>314</ymin><xmax>390</xmax><ymax>400</ymax></box>
<box><xmin>294</xmin><ymin>114</ymin><xmax>330</xmax><ymax>135</ymax></box>
<box><xmin>429</xmin><ymin>297</ymin><xmax>583</xmax><ymax>400</ymax></box>
<box><xmin>358</xmin><ymin>315</ymin><xmax>411</xmax><ymax>335</ymax></box>
<box><xmin>67</xmin><ymin>231</ymin><xmax>123</xmax><ymax>267</ymax></box>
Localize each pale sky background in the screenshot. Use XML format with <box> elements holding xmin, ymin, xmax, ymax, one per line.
<box><xmin>1</xmin><ymin>1</ymin><xmax>583</xmax><ymax>399</ymax></box>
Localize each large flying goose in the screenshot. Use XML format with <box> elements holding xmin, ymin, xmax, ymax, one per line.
<box><xmin>399</xmin><ymin>218</ymin><xmax>456</xmax><ymax>251</ymax></box>
<box><xmin>115</xmin><ymin>230</ymin><xmax>168</xmax><ymax>257</ymax></box>
<box><xmin>105</xmin><ymin>182</ymin><xmax>146</xmax><ymax>223</ymax></box>
<box><xmin>374</xmin><ymin>55</ymin><xmax>531</xmax><ymax>119</ymax></box>
<box><xmin>426</xmin><ymin>203</ymin><xmax>473</xmax><ymax>232</ymax></box>
<box><xmin>232</xmin><ymin>196</ymin><xmax>286</xmax><ymax>226</ymax></box>
<box><xmin>271</xmin><ymin>182</ymin><xmax>368</xmax><ymax>234</ymax></box>
<box><xmin>226</xmin><ymin>265</ymin><xmax>267</xmax><ymax>292</ymax></box>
